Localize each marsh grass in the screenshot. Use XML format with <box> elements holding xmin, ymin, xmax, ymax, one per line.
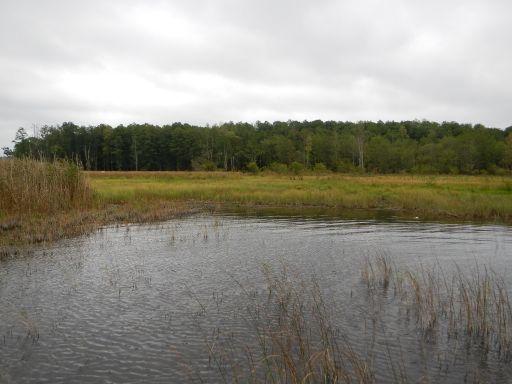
<box><xmin>0</xmin><ymin>199</ymin><xmax>197</xmax><ymax>246</ymax></box>
<box><xmin>0</xmin><ymin>159</ymin><xmax>196</xmax><ymax>246</ymax></box>
<box><xmin>202</xmin><ymin>266</ymin><xmax>375</xmax><ymax>384</ymax></box>
<box><xmin>362</xmin><ymin>256</ymin><xmax>512</xmax><ymax>360</ymax></box>
<box><xmin>0</xmin><ymin>158</ymin><xmax>91</xmax><ymax>214</ymax></box>
<box><xmin>195</xmin><ymin>259</ymin><xmax>512</xmax><ymax>383</ymax></box>
<box><xmin>0</xmin><ymin>158</ymin><xmax>94</xmax><ymax>245</ymax></box>
<box><xmin>89</xmin><ymin>171</ymin><xmax>512</xmax><ymax>223</ymax></box>
<box><xmin>2</xmin><ymin>165</ymin><xmax>512</xmax><ymax>245</ymax></box>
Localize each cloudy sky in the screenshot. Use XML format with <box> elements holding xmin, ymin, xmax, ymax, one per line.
<box><xmin>1</xmin><ymin>0</ymin><xmax>511</xmax><ymax>147</ymax></box>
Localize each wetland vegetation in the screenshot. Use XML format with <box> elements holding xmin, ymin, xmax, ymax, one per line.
<box><xmin>91</xmin><ymin>171</ymin><xmax>512</xmax><ymax>222</ymax></box>
<box><xmin>1</xmin><ymin>0</ymin><xmax>510</xmax><ymax>380</ymax></box>
<box><xmin>1</xmin><ymin>158</ymin><xmax>512</xmax><ymax>246</ymax></box>
<box><xmin>205</xmin><ymin>258</ymin><xmax>512</xmax><ymax>383</ymax></box>
<box><xmin>0</xmin><ymin>159</ymin><xmax>193</xmax><ymax>246</ymax></box>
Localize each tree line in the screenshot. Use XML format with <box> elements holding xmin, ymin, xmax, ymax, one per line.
<box><xmin>5</xmin><ymin>120</ymin><xmax>512</xmax><ymax>174</ymax></box>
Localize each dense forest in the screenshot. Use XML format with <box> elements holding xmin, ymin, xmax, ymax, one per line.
<box><xmin>4</xmin><ymin>120</ymin><xmax>512</xmax><ymax>174</ymax></box>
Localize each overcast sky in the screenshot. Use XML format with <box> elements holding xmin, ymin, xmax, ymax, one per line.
<box><xmin>1</xmin><ymin>0</ymin><xmax>511</xmax><ymax>148</ymax></box>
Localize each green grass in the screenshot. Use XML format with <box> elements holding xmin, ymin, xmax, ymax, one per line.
<box><xmin>88</xmin><ymin>171</ymin><xmax>512</xmax><ymax>222</ymax></box>
<box><xmin>3</xmin><ymin>168</ymin><xmax>511</xmax><ymax>246</ymax></box>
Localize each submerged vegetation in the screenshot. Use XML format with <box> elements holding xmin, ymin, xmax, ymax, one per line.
<box><xmin>198</xmin><ymin>259</ymin><xmax>512</xmax><ymax>383</ymax></box>
<box><xmin>203</xmin><ymin>265</ymin><xmax>374</xmax><ymax>383</ymax></box>
<box><xmin>362</xmin><ymin>256</ymin><xmax>512</xmax><ymax>360</ymax></box>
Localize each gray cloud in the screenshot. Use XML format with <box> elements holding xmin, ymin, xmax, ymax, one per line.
<box><xmin>1</xmin><ymin>0</ymin><xmax>511</xmax><ymax>148</ymax></box>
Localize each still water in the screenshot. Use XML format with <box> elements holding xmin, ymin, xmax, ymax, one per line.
<box><xmin>1</xmin><ymin>213</ymin><xmax>512</xmax><ymax>383</ymax></box>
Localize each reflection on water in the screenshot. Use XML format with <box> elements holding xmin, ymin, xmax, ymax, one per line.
<box><xmin>0</xmin><ymin>213</ymin><xmax>511</xmax><ymax>383</ymax></box>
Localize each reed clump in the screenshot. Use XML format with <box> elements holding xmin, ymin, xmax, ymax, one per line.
<box><xmin>0</xmin><ymin>159</ymin><xmax>200</xmax><ymax>246</ymax></box>
<box><xmin>362</xmin><ymin>256</ymin><xmax>512</xmax><ymax>360</ymax></box>
<box><xmin>0</xmin><ymin>158</ymin><xmax>92</xmax><ymax>214</ymax></box>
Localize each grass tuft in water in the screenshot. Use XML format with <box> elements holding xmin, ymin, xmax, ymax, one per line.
<box><xmin>362</xmin><ymin>256</ymin><xmax>512</xmax><ymax>360</ymax></box>
<box><xmin>202</xmin><ymin>266</ymin><xmax>383</xmax><ymax>383</ymax></box>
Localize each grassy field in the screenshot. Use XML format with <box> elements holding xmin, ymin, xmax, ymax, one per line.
<box><xmin>2</xmin><ymin>161</ymin><xmax>512</xmax><ymax>247</ymax></box>
<box><xmin>89</xmin><ymin>171</ymin><xmax>512</xmax><ymax>222</ymax></box>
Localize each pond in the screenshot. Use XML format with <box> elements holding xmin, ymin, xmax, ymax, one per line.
<box><xmin>1</xmin><ymin>212</ymin><xmax>512</xmax><ymax>383</ymax></box>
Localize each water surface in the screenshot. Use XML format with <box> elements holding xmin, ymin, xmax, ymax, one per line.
<box><xmin>1</xmin><ymin>213</ymin><xmax>511</xmax><ymax>383</ymax></box>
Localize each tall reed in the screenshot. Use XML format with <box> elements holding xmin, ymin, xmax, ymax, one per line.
<box><xmin>0</xmin><ymin>158</ymin><xmax>92</xmax><ymax>214</ymax></box>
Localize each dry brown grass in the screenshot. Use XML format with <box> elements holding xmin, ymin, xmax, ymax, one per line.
<box><xmin>0</xmin><ymin>200</ymin><xmax>198</xmax><ymax>247</ymax></box>
<box><xmin>0</xmin><ymin>158</ymin><xmax>92</xmax><ymax>214</ymax></box>
<box><xmin>0</xmin><ymin>159</ymin><xmax>198</xmax><ymax>247</ymax></box>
